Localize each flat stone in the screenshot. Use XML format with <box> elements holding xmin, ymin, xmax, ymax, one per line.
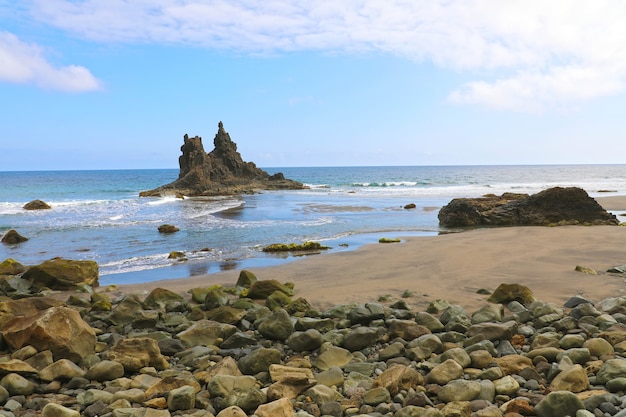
<box><xmin>438</xmin><ymin>380</ymin><xmax>482</xmax><ymax>402</ymax></box>
<box><xmin>426</xmin><ymin>359</ymin><xmax>464</xmax><ymax>385</ymax></box>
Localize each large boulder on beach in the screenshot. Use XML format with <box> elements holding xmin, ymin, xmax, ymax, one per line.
<box><xmin>0</xmin><ymin>258</ymin><xmax>26</xmax><ymax>275</ymax></box>
<box><xmin>2</xmin><ymin>306</ymin><xmax>96</xmax><ymax>362</ymax></box>
<box><xmin>0</xmin><ymin>297</ymin><xmax>65</xmax><ymax>327</ymax></box>
<box><xmin>22</xmin><ymin>258</ymin><xmax>99</xmax><ymax>291</ymax></box>
<box><xmin>438</xmin><ymin>187</ymin><xmax>618</xmax><ymax>227</ymax></box>
<box><xmin>140</xmin><ymin>121</ymin><xmax>305</xmax><ymax>197</ymax></box>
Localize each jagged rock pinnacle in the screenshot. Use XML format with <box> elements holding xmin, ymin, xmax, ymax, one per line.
<box><xmin>140</xmin><ymin>122</ymin><xmax>305</xmax><ymax>197</ymax></box>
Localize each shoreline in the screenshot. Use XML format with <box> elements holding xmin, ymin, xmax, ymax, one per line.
<box><xmin>112</xmin><ymin>195</ymin><xmax>626</xmax><ymax>312</ymax></box>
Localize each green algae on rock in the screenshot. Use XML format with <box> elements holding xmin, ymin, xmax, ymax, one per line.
<box><xmin>262</xmin><ymin>241</ymin><xmax>329</xmax><ymax>252</ymax></box>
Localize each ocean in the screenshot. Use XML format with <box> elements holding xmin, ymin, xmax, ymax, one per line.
<box><xmin>2</xmin><ymin>165</ymin><xmax>626</xmax><ymax>286</ymax></box>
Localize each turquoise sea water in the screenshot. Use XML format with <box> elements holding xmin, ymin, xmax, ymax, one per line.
<box><xmin>2</xmin><ymin>165</ymin><xmax>626</xmax><ymax>285</ymax></box>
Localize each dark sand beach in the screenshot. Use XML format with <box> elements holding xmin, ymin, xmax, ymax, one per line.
<box><xmin>116</xmin><ymin>195</ymin><xmax>626</xmax><ymax>312</ymax></box>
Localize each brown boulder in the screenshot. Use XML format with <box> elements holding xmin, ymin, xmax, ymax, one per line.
<box><xmin>2</xmin><ymin>306</ymin><xmax>96</xmax><ymax>362</ymax></box>
<box><xmin>22</xmin><ymin>258</ymin><xmax>99</xmax><ymax>290</ymax></box>
<box><xmin>248</xmin><ymin>279</ymin><xmax>294</xmax><ymax>299</ymax></box>
<box><xmin>0</xmin><ymin>258</ymin><xmax>26</xmax><ymax>275</ymax></box>
<box><xmin>140</xmin><ymin>121</ymin><xmax>305</xmax><ymax>197</ymax></box>
<box><xmin>487</xmin><ymin>283</ymin><xmax>536</xmax><ymax>306</ymax></box>
<box><xmin>104</xmin><ymin>337</ymin><xmax>169</xmax><ymax>373</ymax></box>
<box><xmin>439</xmin><ymin>187</ymin><xmax>618</xmax><ymax>227</ymax></box>
<box><xmin>1</xmin><ymin>230</ymin><xmax>28</xmax><ymax>244</ymax></box>
<box><xmin>158</xmin><ymin>224</ymin><xmax>179</xmax><ymax>233</ymax></box>
<box><xmin>372</xmin><ymin>365</ymin><xmax>424</xmax><ymax>396</ymax></box>
<box><xmin>23</xmin><ymin>199</ymin><xmax>51</xmax><ymax>210</ymax></box>
<box><xmin>0</xmin><ymin>297</ymin><xmax>65</xmax><ymax>327</ymax></box>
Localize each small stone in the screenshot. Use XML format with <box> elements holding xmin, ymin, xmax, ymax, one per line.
<box><xmin>493</xmin><ymin>375</ymin><xmax>520</xmax><ymax>396</ymax></box>
<box><xmin>255</xmin><ymin>397</ymin><xmax>294</xmax><ymax>417</ymax></box>
<box><xmin>606</xmin><ymin>376</ymin><xmax>626</xmax><ymax>392</ymax></box>
<box><xmin>343</xmin><ymin>326</ymin><xmax>379</xmax><ymax>351</ymax></box>
<box><xmin>38</xmin><ymin>359</ymin><xmax>86</xmax><ymax>382</ymax></box>
<box><xmin>287</xmin><ymin>329</ymin><xmax>324</xmax><ymax>352</ymax></box>
<box><xmin>41</xmin><ymin>403</ymin><xmax>80</xmax><ymax>417</ymax></box>
<box><xmin>84</xmin><ymin>360</ymin><xmax>125</xmax><ymax>381</ymax></box>
<box><xmin>372</xmin><ymin>364</ymin><xmax>424</xmax><ymax>396</ymax></box>
<box><xmin>438</xmin><ymin>380</ymin><xmax>482</xmax><ymax>402</ymax></box>
<box><xmin>426</xmin><ymin>359</ymin><xmax>464</xmax><ymax>385</ymax></box>
<box><xmin>306</xmin><ymin>384</ymin><xmax>342</xmax><ymax>406</ymax></box>
<box><xmin>597</xmin><ymin>358</ymin><xmax>626</xmax><ymax>384</ymax></box>
<box><xmin>238</xmin><ymin>347</ymin><xmax>281</xmax><ymax>375</ymax></box>
<box><xmin>583</xmin><ymin>337</ymin><xmax>614</xmax><ymax>357</ymax></box>
<box><xmin>535</xmin><ymin>390</ymin><xmax>584</xmax><ymax>417</ymax></box>
<box><xmin>167</xmin><ymin>385</ymin><xmax>196</xmax><ymax>411</ymax></box>
<box><xmin>258</xmin><ymin>308</ymin><xmax>295</xmax><ymax>340</ymax></box>
<box><xmin>362</xmin><ymin>386</ymin><xmax>390</xmax><ymax>405</ymax></box>
<box><xmin>216</xmin><ymin>406</ymin><xmax>248</xmax><ymax>417</ymax></box>
<box><xmin>0</xmin><ymin>372</ymin><xmax>36</xmax><ymax>395</ymax></box>
<box><xmin>575</xmin><ymin>265</ymin><xmax>597</xmax><ymax>275</ymax></box>
<box><xmin>312</xmin><ymin>345</ymin><xmax>353</xmax><ymax>371</ymax></box>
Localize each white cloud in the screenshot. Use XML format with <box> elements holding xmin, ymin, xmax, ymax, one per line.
<box><xmin>19</xmin><ymin>0</ymin><xmax>626</xmax><ymax>109</ymax></box>
<box><xmin>0</xmin><ymin>31</ymin><xmax>102</xmax><ymax>92</ymax></box>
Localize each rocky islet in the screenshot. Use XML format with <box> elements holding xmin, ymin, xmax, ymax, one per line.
<box><xmin>0</xmin><ymin>272</ymin><xmax>625</xmax><ymax>417</ymax></box>
<box><xmin>139</xmin><ymin>122</ymin><xmax>305</xmax><ymax>197</ymax></box>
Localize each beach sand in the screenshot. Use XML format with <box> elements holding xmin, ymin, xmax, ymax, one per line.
<box><xmin>115</xmin><ymin>195</ymin><xmax>626</xmax><ymax>312</ymax></box>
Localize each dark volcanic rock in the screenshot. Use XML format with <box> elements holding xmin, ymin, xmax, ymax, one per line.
<box><xmin>23</xmin><ymin>199</ymin><xmax>51</xmax><ymax>210</ymax></box>
<box><xmin>1</xmin><ymin>229</ymin><xmax>29</xmax><ymax>244</ymax></box>
<box><xmin>438</xmin><ymin>187</ymin><xmax>618</xmax><ymax>227</ymax></box>
<box><xmin>140</xmin><ymin>121</ymin><xmax>306</xmax><ymax>197</ymax></box>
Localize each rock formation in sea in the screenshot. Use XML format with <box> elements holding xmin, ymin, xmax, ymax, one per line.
<box><xmin>1</xmin><ymin>229</ymin><xmax>29</xmax><ymax>244</ymax></box>
<box><xmin>438</xmin><ymin>187</ymin><xmax>619</xmax><ymax>227</ymax></box>
<box><xmin>23</xmin><ymin>199</ymin><xmax>51</xmax><ymax>210</ymax></box>
<box><xmin>140</xmin><ymin>122</ymin><xmax>306</xmax><ymax>197</ymax></box>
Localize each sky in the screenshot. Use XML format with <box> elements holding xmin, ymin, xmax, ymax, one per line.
<box><xmin>2</xmin><ymin>1</ymin><xmax>626</xmax><ymax>170</ymax></box>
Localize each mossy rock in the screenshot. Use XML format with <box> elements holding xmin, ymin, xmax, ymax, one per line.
<box><xmin>236</xmin><ymin>270</ymin><xmax>257</xmax><ymax>288</ymax></box>
<box><xmin>189</xmin><ymin>284</ymin><xmax>222</xmax><ymax>304</ymax></box>
<box><xmin>23</xmin><ymin>199</ymin><xmax>51</xmax><ymax>210</ymax></box>
<box><xmin>286</xmin><ymin>297</ymin><xmax>314</xmax><ymax>316</ymax></box>
<box><xmin>262</xmin><ymin>241</ymin><xmax>328</xmax><ymax>252</ymax></box>
<box><xmin>168</xmin><ymin>251</ymin><xmax>186</xmax><ymax>259</ymax></box>
<box><xmin>404</xmin><ymin>203</ymin><xmax>416</xmax><ymax>209</ymax></box>
<box><xmin>144</xmin><ymin>287</ymin><xmax>185</xmax><ymax>309</ymax></box>
<box><xmin>266</xmin><ymin>290</ymin><xmax>293</xmax><ymax>311</ymax></box>
<box><xmin>0</xmin><ymin>258</ymin><xmax>26</xmax><ymax>275</ymax></box>
<box><xmin>158</xmin><ymin>224</ymin><xmax>179</xmax><ymax>233</ymax></box>
<box><xmin>22</xmin><ymin>258</ymin><xmax>99</xmax><ymax>291</ymax></box>
<box><xmin>575</xmin><ymin>265</ymin><xmax>598</xmax><ymax>275</ymax></box>
<box><xmin>247</xmin><ymin>279</ymin><xmax>294</xmax><ymax>299</ymax></box>
<box><xmin>1</xmin><ymin>230</ymin><xmax>29</xmax><ymax>244</ymax></box>
<box><xmin>0</xmin><ymin>275</ymin><xmax>32</xmax><ymax>296</ymax></box>
<box><xmin>379</xmin><ymin>237</ymin><xmax>401</xmax><ymax>243</ymax></box>
<box><xmin>487</xmin><ymin>283</ymin><xmax>536</xmax><ymax>306</ymax></box>
<box><xmin>204</xmin><ymin>287</ymin><xmax>230</xmax><ymax>310</ymax></box>
<box><xmin>205</xmin><ymin>305</ymin><xmax>246</xmax><ymax>325</ymax></box>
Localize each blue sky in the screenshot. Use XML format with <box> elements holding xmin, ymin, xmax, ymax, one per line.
<box><xmin>2</xmin><ymin>1</ymin><xmax>626</xmax><ymax>170</ymax></box>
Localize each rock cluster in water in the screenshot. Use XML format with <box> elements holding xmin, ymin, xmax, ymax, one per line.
<box><xmin>438</xmin><ymin>187</ymin><xmax>619</xmax><ymax>227</ymax></box>
<box><xmin>139</xmin><ymin>122</ymin><xmax>305</xmax><ymax>197</ymax></box>
<box><xmin>1</xmin><ymin>270</ymin><xmax>626</xmax><ymax>417</ymax></box>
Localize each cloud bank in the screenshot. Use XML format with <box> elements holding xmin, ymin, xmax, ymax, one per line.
<box><xmin>0</xmin><ymin>31</ymin><xmax>101</xmax><ymax>92</ymax></box>
<box><xmin>12</xmin><ymin>0</ymin><xmax>626</xmax><ymax>109</ymax></box>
